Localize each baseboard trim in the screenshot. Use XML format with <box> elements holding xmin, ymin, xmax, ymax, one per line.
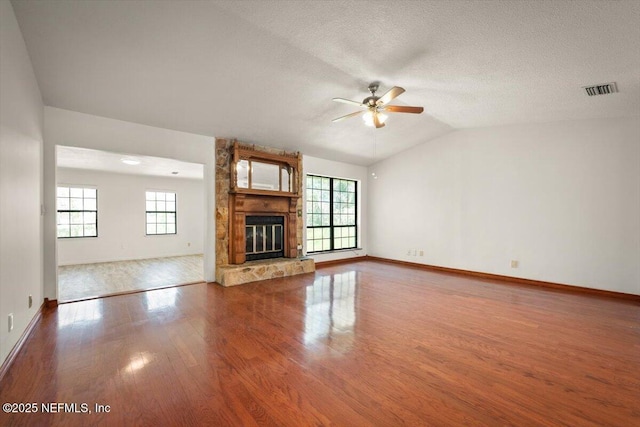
<box><xmin>44</xmin><ymin>298</ymin><xmax>58</xmax><ymax>308</ymax></box>
<box><xmin>0</xmin><ymin>302</ymin><xmax>46</xmax><ymax>383</ymax></box>
<box><xmin>315</xmin><ymin>256</ymin><xmax>368</xmax><ymax>268</ymax></box>
<box><xmin>364</xmin><ymin>256</ymin><xmax>640</xmax><ymax>302</ymax></box>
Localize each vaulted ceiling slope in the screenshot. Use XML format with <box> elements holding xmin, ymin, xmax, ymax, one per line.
<box><xmin>11</xmin><ymin>0</ymin><xmax>640</xmax><ymax>166</ymax></box>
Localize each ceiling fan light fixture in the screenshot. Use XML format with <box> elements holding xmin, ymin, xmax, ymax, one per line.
<box><xmin>121</xmin><ymin>157</ymin><xmax>141</xmax><ymax>165</ymax></box>
<box><xmin>363</xmin><ymin>111</ymin><xmax>373</xmax><ymax>126</ymax></box>
<box><xmin>333</xmin><ymin>83</ymin><xmax>421</xmax><ymax>128</ymax></box>
<box><xmin>363</xmin><ymin>111</ymin><xmax>387</xmax><ymax>127</ymax></box>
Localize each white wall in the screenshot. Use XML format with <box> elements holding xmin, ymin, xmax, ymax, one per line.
<box><xmin>368</xmin><ymin>116</ymin><xmax>640</xmax><ymax>295</ymax></box>
<box><xmin>57</xmin><ymin>168</ymin><xmax>204</xmax><ymax>265</ymax></box>
<box><xmin>44</xmin><ymin>107</ymin><xmax>216</xmax><ymax>298</ymax></box>
<box><xmin>0</xmin><ymin>0</ymin><xmax>44</xmax><ymax>364</ymax></box>
<box><xmin>303</xmin><ymin>155</ymin><xmax>368</xmax><ymax>263</ymax></box>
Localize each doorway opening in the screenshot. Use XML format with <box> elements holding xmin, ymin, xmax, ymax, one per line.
<box><xmin>56</xmin><ymin>146</ymin><xmax>205</xmax><ymax>302</ymax></box>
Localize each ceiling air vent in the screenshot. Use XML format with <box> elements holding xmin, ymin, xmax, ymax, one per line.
<box><xmin>582</xmin><ymin>82</ymin><xmax>618</xmax><ymax>96</ymax></box>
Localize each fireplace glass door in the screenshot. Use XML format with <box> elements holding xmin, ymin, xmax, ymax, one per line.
<box><xmin>245</xmin><ymin>216</ymin><xmax>285</xmax><ymax>261</ymax></box>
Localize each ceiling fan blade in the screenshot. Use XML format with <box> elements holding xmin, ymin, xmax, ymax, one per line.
<box><xmin>332</xmin><ymin>98</ymin><xmax>366</xmax><ymax>107</ymax></box>
<box><xmin>373</xmin><ymin>113</ymin><xmax>385</xmax><ymax>128</ymax></box>
<box><xmin>332</xmin><ymin>110</ymin><xmax>364</xmax><ymax>122</ymax></box>
<box><xmin>383</xmin><ymin>105</ymin><xmax>424</xmax><ymax>114</ymax></box>
<box><xmin>376</xmin><ymin>86</ymin><xmax>405</xmax><ymax>106</ymax></box>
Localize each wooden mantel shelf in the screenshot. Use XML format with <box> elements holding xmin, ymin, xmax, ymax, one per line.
<box><xmin>230</xmin><ymin>188</ymin><xmax>300</xmax><ymax>199</ymax></box>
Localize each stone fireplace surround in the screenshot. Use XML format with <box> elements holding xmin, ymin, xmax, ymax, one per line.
<box><xmin>215</xmin><ymin>139</ymin><xmax>314</xmax><ymax>286</ymax></box>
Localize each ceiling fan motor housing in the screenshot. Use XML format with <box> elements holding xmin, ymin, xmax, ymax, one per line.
<box><xmin>363</xmin><ymin>96</ymin><xmax>379</xmax><ymax>106</ymax></box>
<box><xmin>364</xmin><ymin>83</ymin><xmax>380</xmax><ymax>105</ymax></box>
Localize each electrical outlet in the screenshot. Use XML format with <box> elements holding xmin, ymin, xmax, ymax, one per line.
<box><xmin>8</xmin><ymin>313</ymin><xmax>13</xmax><ymax>332</ymax></box>
<box><xmin>187</xmin><ymin>242</ymin><xmax>191</xmax><ymax>247</ymax></box>
<box><xmin>419</xmin><ymin>250</ymin><xmax>424</xmax><ymax>256</ymax></box>
<box><xmin>407</xmin><ymin>250</ymin><xmax>411</xmax><ymax>256</ymax></box>
<box><xmin>29</xmin><ymin>295</ymin><xmax>33</xmax><ymax>308</ymax></box>
<box><xmin>511</xmin><ymin>260</ymin><xmax>519</xmax><ymax>268</ymax></box>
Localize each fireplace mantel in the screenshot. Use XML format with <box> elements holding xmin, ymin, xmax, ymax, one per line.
<box><xmin>226</xmin><ymin>141</ymin><xmax>303</xmax><ymax>265</ymax></box>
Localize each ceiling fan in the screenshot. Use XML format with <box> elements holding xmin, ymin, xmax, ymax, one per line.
<box><xmin>332</xmin><ymin>83</ymin><xmax>424</xmax><ymax>128</ymax></box>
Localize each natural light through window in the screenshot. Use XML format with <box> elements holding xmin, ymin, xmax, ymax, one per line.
<box><xmin>146</xmin><ymin>191</ymin><xmax>176</xmax><ymax>235</ymax></box>
<box><xmin>57</xmin><ymin>186</ymin><xmax>98</xmax><ymax>238</ymax></box>
<box><xmin>306</xmin><ymin>175</ymin><xmax>357</xmax><ymax>253</ymax></box>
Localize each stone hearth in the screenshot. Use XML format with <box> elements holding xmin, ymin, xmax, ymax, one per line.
<box><xmin>215</xmin><ymin>257</ymin><xmax>315</xmax><ymax>287</ymax></box>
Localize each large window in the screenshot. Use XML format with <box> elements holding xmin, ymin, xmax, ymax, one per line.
<box><xmin>306</xmin><ymin>175</ymin><xmax>357</xmax><ymax>253</ymax></box>
<box><xmin>57</xmin><ymin>186</ymin><xmax>98</xmax><ymax>238</ymax></box>
<box><xmin>146</xmin><ymin>191</ymin><xmax>177</xmax><ymax>235</ymax></box>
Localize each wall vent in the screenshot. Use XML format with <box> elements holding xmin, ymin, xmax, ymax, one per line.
<box><xmin>582</xmin><ymin>82</ymin><xmax>618</xmax><ymax>96</ymax></box>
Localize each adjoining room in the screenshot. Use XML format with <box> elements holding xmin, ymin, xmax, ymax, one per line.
<box><xmin>55</xmin><ymin>146</ymin><xmax>205</xmax><ymax>301</ymax></box>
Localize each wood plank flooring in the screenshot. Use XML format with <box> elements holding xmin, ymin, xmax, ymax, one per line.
<box><xmin>1</xmin><ymin>260</ymin><xmax>638</xmax><ymax>426</ymax></box>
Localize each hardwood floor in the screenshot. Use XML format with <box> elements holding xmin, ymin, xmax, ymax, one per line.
<box><xmin>1</xmin><ymin>261</ymin><xmax>638</xmax><ymax>426</ymax></box>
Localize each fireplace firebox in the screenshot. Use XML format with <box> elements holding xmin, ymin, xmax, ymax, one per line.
<box><xmin>245</xmin><ymin>216</ymin><xmax>285</xmax><ymax>261</ymax></box>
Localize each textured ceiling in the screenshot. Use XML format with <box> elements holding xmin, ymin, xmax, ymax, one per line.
<box><xmin>11</xmin><ymin>0</ymin><xmax>640</xmax><ymax>166</ymax></box>
<box><xmin>57</xmin><ymin>146</ymin><xmax>204</xmax><ymax>180</ymax></box>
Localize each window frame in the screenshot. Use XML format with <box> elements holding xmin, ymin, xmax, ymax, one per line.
<box><xmin>56</xmin><ymin>186</ymin><xmax>98</xmax><ymax>239</ymax></box>
<box><xmin>305</xmin><ymin>174</ymin><xmax>358</xmax><ymax>253</ymax></box>
<box><xmin>145</xmin><ymin>191</ymin><xmax>177</xmax><ymax>236</ymax></box>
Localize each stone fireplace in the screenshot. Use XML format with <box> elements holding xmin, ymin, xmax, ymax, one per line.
<box><xmin>215</xmin><ymin>139</ymin><xmax>314</xmax><ymax>286</ymax></box>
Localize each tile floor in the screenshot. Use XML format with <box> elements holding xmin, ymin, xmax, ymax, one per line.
<box><xmin>57</xmin><ymin>254</ymin><xmax>204</xmax><ymax>302</ymax></box>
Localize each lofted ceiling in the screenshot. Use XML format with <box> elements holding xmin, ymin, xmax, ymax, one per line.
<box><xmin>11</xmin><ymin>0</ymin><xmax>640</xmax><ymax>166</ymax></box>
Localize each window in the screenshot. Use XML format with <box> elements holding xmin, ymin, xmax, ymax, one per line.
<box><xmin>306</xmin><ymin>175</ymin><xmax>357</xmax><ymax>253</ymax></box>
<box><xmin>146</xmin><ymin>191</ymin><xmax>176</xmax><ymax>235</ymax></box>
<box><xmin>57</xmin><ymin>186</ymin><xmax>97</xmax><ymax>238</ymax></box>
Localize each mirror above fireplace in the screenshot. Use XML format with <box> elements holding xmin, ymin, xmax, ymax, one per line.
<box><xmin>236</xmin><ymin>159</ymin><xmax>292</xmax><ymax>192</ymax></box>
<box><xmin>231</xmin><ymin>143</ymin><xmax>298</xmax><ymax>196</ymax></box>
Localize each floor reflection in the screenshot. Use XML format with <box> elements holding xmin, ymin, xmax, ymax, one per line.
<box><xmin>304</xmin><ymin>270</ymin><xmax>357</xmax><ymax>345</ymax></box>
<box><xmin>57</xmin><ymin>298</ymin><xmax>103</xmax><ymax>329</ymax></box>
<box><xmin>123</xmin><ymin>351</ymin><xmax>153</xmax><ymax>376</ymax></box>
<box><xmin>145</xmin><ymin>287</ymin><xmax>178</xmax><ymax>311</ymax></box>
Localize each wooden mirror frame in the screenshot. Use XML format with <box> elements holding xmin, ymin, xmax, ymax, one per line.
<box><xmin>230</xmin><ymin>142</ymin><xmax>300</xmax><ymax>196</ymax></box>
